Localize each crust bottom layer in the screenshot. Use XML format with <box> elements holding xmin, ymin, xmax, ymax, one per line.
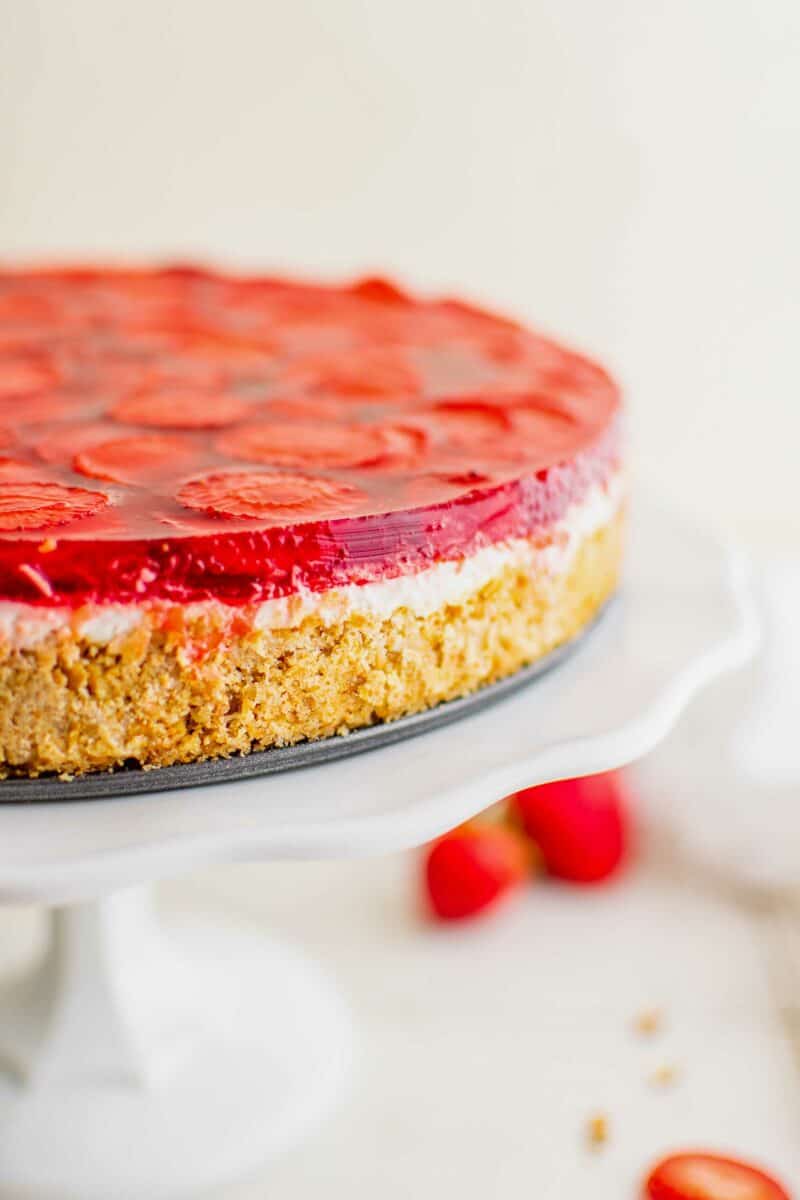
<box><xmin>0</xmin><ymin>514</ymin><xmax>624</xmax><ymax>779</ymax></box>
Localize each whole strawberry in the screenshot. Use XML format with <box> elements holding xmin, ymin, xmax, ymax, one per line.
<box><xmin>424</xmin><ymin>821</ymin><xmax>534</xmax><ymax>921</ymax></box>
<box><xmin>509</xmin><ymin>771</ymin><xmax>629</xmax><ymax>884</ymax></box>
<box><xmin>644</xmin><ymin>1151</ymin><xmax>791</xmax><ymax>1200</ymax></box>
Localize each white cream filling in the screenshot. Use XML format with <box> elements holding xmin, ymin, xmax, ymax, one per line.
<box><xmin>0</xmin><ymin>472</ymin><xmax>624</xmax><ymax>649</ymax></box>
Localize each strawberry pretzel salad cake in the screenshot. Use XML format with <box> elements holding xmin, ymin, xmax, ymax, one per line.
<box><xmin>0</xmin><ymin>266</ymin><xmax>624</xmax><ymax>778</ymax></box>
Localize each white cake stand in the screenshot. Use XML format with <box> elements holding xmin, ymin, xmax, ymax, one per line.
<box><xmin>0</xmin><ymin>498</ymin><xmax>758</xmax><ymax>1200</ymax></box>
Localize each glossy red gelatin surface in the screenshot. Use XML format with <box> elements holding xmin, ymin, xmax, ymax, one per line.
<box><xmin>0</xmin><ymin>266</ymin><xmax>621</xmax><ymax>606</ymax></box>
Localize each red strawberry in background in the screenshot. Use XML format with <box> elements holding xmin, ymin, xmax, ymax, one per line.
<box><xmin>509</xmin><ymin>770</ymin><xmax>629</xmax><ymax>884</ymax></box>
<box><xmin>644</xmin><ymin>1151</ymin><xmax>792</xmax><ymax>1200</ymax></box>
<box><xmin>423</xmin><ymin>821</ymin><xmax>535</xmax><ymax>921</ymax></box>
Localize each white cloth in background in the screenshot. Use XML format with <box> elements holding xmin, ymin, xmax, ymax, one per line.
<box><xmin>735</xmin><ymin>558</ymin><xmax>800</xmax><ymax>789</ymax></box>
<box><xmin>633</xmin><ymin>557</ymin><xmax>800</xmax><ymax>892</ymax></box>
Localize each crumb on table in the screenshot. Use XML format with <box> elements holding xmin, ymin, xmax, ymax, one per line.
<box><xmin>633</xmin><ymin>1008</ymin><xmax>663</xmax><ymax>1036</ymax></box>
<box><xmin>586</xmin><ymin>1112</ymin><xmax>609</xmax><ymax>1149</ymax></box>
<box><xmin>649</xmin><ymin>1063</ymin><xmax>680</xmax><ymax>1088</ymax></box>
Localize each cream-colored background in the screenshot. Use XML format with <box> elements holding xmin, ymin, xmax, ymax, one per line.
<box><xmin>2</xmin><ymin>0</ymin><xmax>798</xmax><ymax>547</ymax></box>
<box><xmin>2</xmin><ymin>5</ymin><xmax>800</xmax><ymax>1197</ymax></box>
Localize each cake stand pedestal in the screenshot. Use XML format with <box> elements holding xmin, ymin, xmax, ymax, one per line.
<box><xmin>0</xmin><ymin>886</ymin><xmax>350</xmax><ymax>1200</ymax></box>
<box><xmin>0</xmin><ymin>499</ymin><xmax>758</xmax><ymax>1200</ymax></box>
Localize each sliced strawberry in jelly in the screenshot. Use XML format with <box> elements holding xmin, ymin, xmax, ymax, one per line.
<box><xmin>176</xmin><ymin>470</ymin><xmax>368</xmax><ymax>524</ymax></box>
<box><xmin>93</xmin><ymin>357</ymin><xmax>223</xmax><ymax>395</ymax></box>
<box><xmin>512</xmin><ymin>406</ymin><xmax>579</xmax><ymax>438</ymax></box>
<box><xmin>477</xmin><ymin>326</ymin><xmax>530</xmax><ymax>365</ymax></box>
<box><xmin>347</xmin><ymin>276</ymin><xmax>411</xmax><ymax>305</ymax></box>
<box><xmin>0</xmin><ymin>392</ymin><xmax>88</xmax><ymax>425</ymax></box>
<box><xmin>0</xmin><ymin>481</ymin><xmax>109</xmax><ymax>531</ymax></box>
<box><xmin>111</xmin><ymin>386</ymin><xmax>251</xmax><ymax>429</ymax></box>
<box><xmin>280</xmin><ymin>347</ymin><xmax>422</xmax><ymax>398</ymax></box>
<box><xmin>259</xmin><ymin>395</ymin><xmax>346</xmax><ymax>423</ymax></box>
<box><xmin>412</xmin><ymin>344</ymin><xmax>509</xmax><ymax>395</ymax></box>
<box><xmin>543</xmin><ymin>353</ymin><xmax>612</xmax><ymax>392</ymax></box>
<box><xmin>170</xmin><ymin>329</ymin><xmax>278</xmax><ymax>375</ymax></box>
<box><xmin>0</xmin><ymin>354</ymin><xmax>60</xmax><ymax>399</ymax></box>
<box><xmin>412</xmin><ymin>400</ymin><xmax>513</xmax><ymax>446</ymax></box>
<box><xmin>74</xmin><ymin>434</ymin><xmax>199</xmax><ymax>485</ymax></box>
<box><xmin>411</xmin><ymin>392</ymin><xmax>597</xmax><ymax>467</ymax></box>
<box><xmin>0</xmin><ymin>458</ymin><xmax>51</xmax><ymax>482</ymax></box>
<box><xmin>503</xmin><ymin>387</ymin><xmax>613</xmax><ymax>431</ymax></box>
<box><xmin>510</xmin><ymin>403</ymin><xmax>587</xmax><ymax>454</ymax></box>
<box><xmin>218</xmin><ymin>420</ymin><xmax>419</xmax><ymax>470</ymax></box>
<box><xmin>0</xmin><ymin>335</ymin><xmax>51</xmax><ymax>360</ymax></box>
<box><xmin>34</xmin><ymin>422</ymin><xmax>121</xmax><ymax>466</ymax></box>
<box><xmin>0</xmin><ymin>265</ymin><xmax>622</xmax><ymax>605</ymax></box>
<box><xmin>372</xmin><ymin>425</ymin><xmax>428</xmax><ymax>469</ymax></box>
<box><xmin>401</xmin><ymin>469</ymin><xmax>496</xmax><ymax>508</ymax></box>
<box><xmin>0</xmin><ymin>292</ymin><xmax>62</xmax><ymax>324</ymax></box>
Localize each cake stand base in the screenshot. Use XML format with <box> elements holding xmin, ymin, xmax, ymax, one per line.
<box><xmin>0</xmin><ymin>887</ymin><xmax>352</xmax><ymax>1200</ymax></box>
<box><xmin>0</xmin><ymin>500</ymin><xmax>758</xmax><ymax>1198</ymax></box>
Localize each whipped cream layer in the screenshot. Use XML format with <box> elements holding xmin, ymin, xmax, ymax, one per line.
<box><xmin>0</xmin><ymin>473</ymin><xmax>625</xmax><ymax>650</ymax></box>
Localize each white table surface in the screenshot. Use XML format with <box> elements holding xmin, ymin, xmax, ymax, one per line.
<box><xmin>186</xmin><ymin>833</ymin><xmax>800</xmax><ymax>1196</ymax></box>
<box><xmin>4</xmin><ymin>809</ymin><xmax>794</xmax><ymax>1199</ymax></box>
<box><xmin>0</xmin><ymin>549</ymin><xmax>796</xmax><ymax>1198</ymax></box>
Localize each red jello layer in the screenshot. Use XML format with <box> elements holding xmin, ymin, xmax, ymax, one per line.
<box><xmin>0</xmin><ymin>432</ymin><xmax>619</xmax><ymax>606</ymax></box>
<box><xmin>0</xmin><ymin>266</ymin><xmax>621</xmax><ymax>606</ymax></box>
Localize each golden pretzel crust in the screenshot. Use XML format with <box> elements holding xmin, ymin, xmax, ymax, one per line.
<box><xmin>0</xmin><ymin>513</ymin><xmax>624</xmax><ymax>780</ymax></box>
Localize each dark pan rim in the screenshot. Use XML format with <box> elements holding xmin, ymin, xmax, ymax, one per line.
<box><xmin>0</xmin><ymin>599</ymin><xmax>614</xmax><ymax>804</ymax></box>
